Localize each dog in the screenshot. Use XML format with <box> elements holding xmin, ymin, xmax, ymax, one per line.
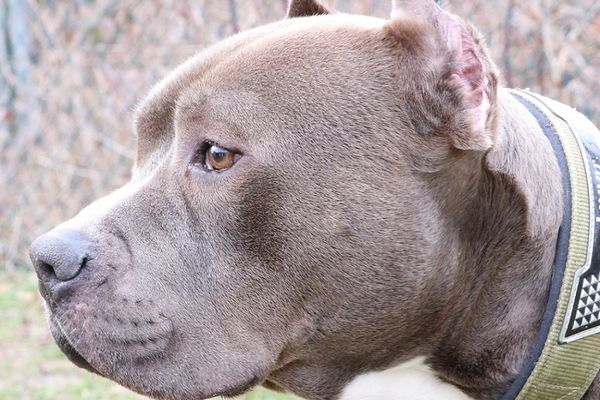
<box><xmin>29</xmin><ymin>0</ymin><xmax>600</xmax><ymax>399</ymax></box>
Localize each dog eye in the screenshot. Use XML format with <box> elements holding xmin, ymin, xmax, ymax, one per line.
<box><xmin>204</xmin><ymin>144</ymin><xmax>239</xmax><ymax>171</ymax></box>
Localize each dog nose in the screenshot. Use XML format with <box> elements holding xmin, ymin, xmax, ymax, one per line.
<box><xmin>30</xmin><ymin>228</ymin><xmax>90</xmax><ymax>298</ymax></box>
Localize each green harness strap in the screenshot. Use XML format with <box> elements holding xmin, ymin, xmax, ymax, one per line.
<box><xmin>509</xmin><ymin>89</ymin><xmax>600</xmax><ymax>400</ymax></box>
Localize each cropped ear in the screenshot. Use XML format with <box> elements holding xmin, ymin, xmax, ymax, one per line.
<box><xmin>287</xmin><ymin>0</ymin><xmax>332</xmax><ymax>18</ymax></box>
<box><xmin>389</xmin><ymin>0</ymin><xmax>498</xmax><ymax>151</ymax></box>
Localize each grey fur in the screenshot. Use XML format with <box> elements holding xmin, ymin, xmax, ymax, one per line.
<box><xmin>30</xmin><ymin>1</ymin><xmax>600</xmax><ymax>399</ymax></box>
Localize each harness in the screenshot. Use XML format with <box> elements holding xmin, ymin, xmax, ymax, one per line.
<box><xmin>499</xmin><ymin>89</ymin><xmax>600</xmax><ymax>400</ymax></box>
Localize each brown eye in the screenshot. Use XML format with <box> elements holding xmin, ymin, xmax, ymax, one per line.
<box><xmin>205</xmin><ymin>144</ymin><xmax>237</xmax><ymax>171</ymax></box>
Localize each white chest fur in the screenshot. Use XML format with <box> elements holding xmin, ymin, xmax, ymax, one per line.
<box><xmin>338</xmin><ymin>357</ymin><xmax>475</xmax><ymax>400</ymax></box>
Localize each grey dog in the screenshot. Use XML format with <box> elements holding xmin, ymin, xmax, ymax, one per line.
<box><xmin>29</xmin><ymin>0</ymin><xmax>600</xmax><ymax>399</ymax></box>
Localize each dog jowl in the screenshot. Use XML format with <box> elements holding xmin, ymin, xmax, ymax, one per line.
<box><xmin>30</xmin><ymin>0</ymin><xmax>600</xmax><ymax>399</ymax></box>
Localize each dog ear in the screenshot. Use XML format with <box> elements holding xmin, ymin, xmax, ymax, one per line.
<box><xmin>287</xmin><ymin>0</ymin><xmax>332</xmax><ymax>18</ymax></box>
<box><xmin>389</xmin><ymin>0</ymin><xmax>498</xmax><ymax>151</ymax></box>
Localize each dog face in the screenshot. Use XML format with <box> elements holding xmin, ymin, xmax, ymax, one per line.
<box><xmin>30</xmin><ymin>1</ymin><xmax>497</xmax><ymax>399</ymax></box>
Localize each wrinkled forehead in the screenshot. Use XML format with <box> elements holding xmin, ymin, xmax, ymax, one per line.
<box><xmin>134</xmin><ymin>13</ymin><xmax>386</xmax><ymax>131</ymax></box>
<box><xmin>128</xmin><ymin>13</ymin><xmax>391</xmax><ymax>179</ymax></box>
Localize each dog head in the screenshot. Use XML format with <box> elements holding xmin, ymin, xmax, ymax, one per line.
<box><xmin>30</xmin><ymin>1</ymin><xmax>498</xmax><ymax>399</ymax></box>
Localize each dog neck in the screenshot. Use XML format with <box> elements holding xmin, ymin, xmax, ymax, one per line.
<box><xmin>424</xmin><ymin>87</ymin><xmax>564</xmax><ymax>398</ymax></box>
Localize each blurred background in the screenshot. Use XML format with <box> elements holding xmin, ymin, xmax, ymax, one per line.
<box><xmin>1</xmin><ymin>0</ymin><xmax>599</xmax><ymax>399</ymax></box>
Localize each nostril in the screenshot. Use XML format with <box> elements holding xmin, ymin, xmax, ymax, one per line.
<box><xmin>39</xmin><ymin>261</ymin><xmax>58</xmax><ymax>280</ymax></box>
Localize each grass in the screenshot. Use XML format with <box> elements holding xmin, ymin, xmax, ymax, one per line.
<box><xmin>0</xmin><ymin>269</ymin><xmax>299</xmax><ymax>400</ymax></box>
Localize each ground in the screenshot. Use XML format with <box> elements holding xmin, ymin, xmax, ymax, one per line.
<box><xmin>0</xmin><ymin>269</ymin><xmax>298</xmax><ymax>400</ymax></box>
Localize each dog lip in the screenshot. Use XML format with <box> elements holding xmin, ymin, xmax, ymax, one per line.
<box><xmin>197</xmin><ymin>373</ymin><xmax>262</xmax><ymax>399</ymax></box>
<box><xmin>48</xmin><ymin>315</ymin><xmax>102</xmax><ymax>375</ymax></box>
<box><xmin>54</xmin><ymin>301</ymin><xmax>174</xmax><ymax>365</ymax></box>
<box><xmin>60</xmin><ymin>340</ymin><xmax>101</xmax><ymax>374</ymax></box>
